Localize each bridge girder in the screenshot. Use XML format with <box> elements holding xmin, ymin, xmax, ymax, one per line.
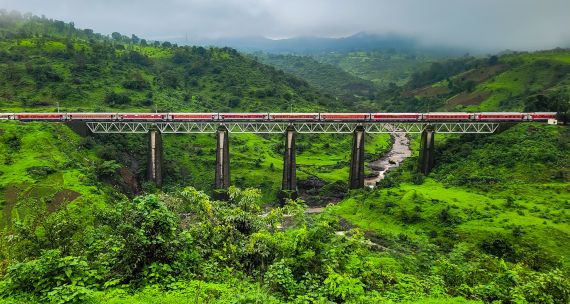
<box><xmin>86</xmin><ymin>122</ymin><xmax>501</xmax><ymax>134</ymax></box>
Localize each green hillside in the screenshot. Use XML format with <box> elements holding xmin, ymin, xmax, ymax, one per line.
<box><xmin>255</xmin><ymin>53</ymin><xmax>377</xmax><ymax>101</ymax></box>
<box><xmin>395</xmin><ymin>51</ymin><xmax>570</xmax><ymax>118</ymax></box>
<box><xmin>0</xmin><ymin>12</ymin><xmax>339</xmax><ymax>113</ymax></box>
<box><xmin>333</xmin><ymin>123</ymin><xmax>570</xmax><ymax>303</ymax></box>
<box><xmin>313</xmin><ymin>50</ymin><xmax>436</xmax><ymax>87</ymax></box>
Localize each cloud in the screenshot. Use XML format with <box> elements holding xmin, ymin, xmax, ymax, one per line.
<box><xmin>1</xmin><ymin>0</ymin><xmax>569</xmax><ymax>51</ymax></box>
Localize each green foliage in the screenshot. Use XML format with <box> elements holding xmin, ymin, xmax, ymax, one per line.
<box><xmin>435</xmin><ymin>124</ymin><xmax>570</xmax><ymax>186</ymax></box>
<box><xmin>1</xmin><ymin>249</ymin><xmax>99</xmax><ymax>302</ymax></box>
<box><xmin>103</xmin><ymin>194</ymin><xmax>179</xmax><ymax>282</ymax></box>
<box><xmin>407</xmin><ymin>56</ymin><xmax>480</xmax><ymax>90</ymax></box>
<box><xmin>1</xmin><ymin>10</ymin><xmax>569</xmax><ymax>304</ymax></box>
<box><xmin>104</xmin><ymin>92</ymin><xmax>131</xmax><ymax>106</ymax></box>
<box><xmin>0</xmin><ymin>12</ymin><xmax>331</xmax><ymax>113</ymax></box>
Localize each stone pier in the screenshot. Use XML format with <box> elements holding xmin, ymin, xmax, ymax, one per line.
<box><xmin>147</xmin><ymin>128</ymin><xmax>163</xmax><ymax>187</ymax></box>
<box><xmin>418</xmin><ymin>127</ymin><xmax>435</xmax><ymax>175</ymax></box>
<box><xmin>279</xmin><ymin>126</ymin><xmax>297</xmax><ymax>202</ymax></box>
<box><xmin>214</xmin><ymin>125</ymin><xmax>230</xmax><ymax>199</ymax></box>
<box><xmin>349</xmin><ymin>126</ymin><xmax>365</xmax><ymax>189</ymax></box>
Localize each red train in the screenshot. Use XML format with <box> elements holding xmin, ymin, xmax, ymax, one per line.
<box><xmin>2</xmin><ymin>112</ymin><xmax>558</xmax><ymax>123</ymax></box>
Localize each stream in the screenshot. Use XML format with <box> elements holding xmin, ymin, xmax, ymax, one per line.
<box><xmin>305</xmin><ymin>133</ymin><xmax>411</xmax><ymax>213</ymax></box>
<box><xmin>364</xmin><ymin>133</ymin><xmax>412</xmax><ymax>187</ymax></box>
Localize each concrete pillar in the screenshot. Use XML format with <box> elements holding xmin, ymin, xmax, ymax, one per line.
<box><xmin>147</xmin><ymin>128</ymin><xmax>163</xmax><ymax>187</ymax></box>
<box><xmin>349</xmin><ymin>126</ymin><xmax>365</xmax><ymax>189</ymax></box>
<box><xmin>418</xmin><ymin>127</ymin><xmax>435</xmax><ymax>175</ymax></box>
<box><xmin>279</xmin><ymin>126</ymin><xmax>297</xmax><ymax>202</ymax></box>
<box><xmin>214</xmin><ymin>125</ymin><xmax>230</xmax><ymax>192</ymax></box>
<box><xmin>65</xmin><ymin>121</ymin><xmax>91</xmax><ymax>137</ymax></box>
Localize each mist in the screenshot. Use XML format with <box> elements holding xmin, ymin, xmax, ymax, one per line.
<box><xmin>1</xmin><ymin>0</ymin><xmax>569</xmax><ymax>52</ymax></box>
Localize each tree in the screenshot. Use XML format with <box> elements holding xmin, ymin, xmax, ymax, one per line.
<box><xmin>122</xmin><ymin>72</ymin><xmax>150</xmax><ymax>91</ymax></box>
<box><xmin>111</xmin><ymin>32</ymin><xmax>122</xmax><ymax>41</ymax></box>
<box><xmin>131</xmin><ymin>34</ymin><xmax>140</xmax><ymax>44</ymax></box>
<box><xmin>103</xmin><ymin>195</ymin><xmax>179</xmax><ymax>281</ymax></box>
<box><xmin>104</xmin><ymin>91</ymin><xmax>131</xmax><ymax>106</ymax></box>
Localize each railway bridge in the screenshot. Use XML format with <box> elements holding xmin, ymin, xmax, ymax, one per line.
<box><xmin>0</xmin><ymin>112</ymin><xmax>558</xmax><ymax>200</ymax></box>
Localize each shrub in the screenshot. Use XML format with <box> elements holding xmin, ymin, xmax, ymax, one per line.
<box><xmin>26</xmin><ymin>166</ymin><xmax>56</xmax><ymax>179</ymax></box>
<box><xmin>104</xmin><ymin>91</ymin><xmax>131</xmax><ymax>106</ymax></box>
<box><xmin>122</xmin><ymin>72</ymin><xmax>150</xmax><ymax>91</ymax></box>
<box><xmin>1</xmin><ymin>250</ymin><xmax>99</xmax><ymax>299</ymax></box>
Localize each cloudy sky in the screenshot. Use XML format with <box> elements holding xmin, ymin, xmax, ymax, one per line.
<box><xmin>2</xmin><ymin>0</ymin><xmax>570</xmax><ymax>51</ymax></box>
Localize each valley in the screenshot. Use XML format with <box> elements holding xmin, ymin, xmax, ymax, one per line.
<box><xmin>0</xmin><ymin>10</ymin><xmax>568</xmax><ymax>304</ymax></box>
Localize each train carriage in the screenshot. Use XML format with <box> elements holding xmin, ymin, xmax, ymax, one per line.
<box><xmin>0</xmin><ymin>113</ymin><xmax>14</xmax><ymax>120</ymax></box>
<box><xmin>527</xmin><ymin>112</ymin><xmax>557</xmax><ymax>121</ymax></box>
<box><xmin>371</xmin><ymin>113</ymin><xmax>421</xmax><ymax>121</ymax></box>
<box><xmin>319</xmin><ymin>113</ymin><xmax>370</xmax><ymax>121</ymax></box>
<box><xmin>169</xmin><ymin>113</ymin><xmax>218</xmax><ymax>120</ymax></box>
<box><xmin>269</xmin><ymin>113</ymin><xmax>319</xmax><ymax>121</ymax></box>
<box><xmin>15</xmin><ymin>113</ymin><xmax>66</xmax><ymax>121</ymax></box>
<box><xmin>219</xmin><ymin>113</ymin><xmax>268</xmax><ymax>120</ymax></box>
<box><xmin>423</xmin><ymin>112</ymin><xmax>472</xmax><ymax>121</ymax></box>
<box><xmin>68</xmin><ymin>113</ymin><xmax>117</xmax><ymax>120</ymax></box>
<box><xmin>119</xmin><ymin>113</ymin><xmax>168</xmax><ymax>120</ymax></box>
<box><xmin>477</xmin><ymin>112</ymin><xmax>525</xmax><ymax>121</ymax></box>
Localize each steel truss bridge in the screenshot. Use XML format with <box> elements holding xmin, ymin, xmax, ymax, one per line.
<box><xmin>0</xmin><ymin>112</ymin><xmax>557</xmax><ymax>193</ymax></box>
<box><xmin>86</xmin><ymin>121</ymin><xmax>501</xmax><ymax>134</ymax></box>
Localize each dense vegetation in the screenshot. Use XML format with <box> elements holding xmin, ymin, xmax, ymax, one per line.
<box><xmin>312</xmin><ymin>50</ymin><xmax>436</xmax><ymax>87</ymax></box>
<box><xmin>0</xmin><ymin>11</ymin><xmax>330</xmax><ymax>113</ymax></box>
<box><xmin>388</xmin><ymin>51</ymin><xmax>570</xmax><ymax>121</ymax></box>
<box><xmin>334</xmin><ymin>124</ymin><xmax>570</xmax><ymax>303</ymax></box>
<box><xmin>255</xmin><ymin>53</ymin><xmax>377</xmax><ymax>103</ymax></box>
<box><xmin>0</xmin><ymin>10</ymin><xmax>569</xmax><ymax>304</ymax></box>
<box><xmin>0</xmin><ymin>11</ymin><xmax>393</xmax><ymax>201</ymax></box>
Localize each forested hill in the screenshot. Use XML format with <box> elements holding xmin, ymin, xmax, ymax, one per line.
<box><xmin>389</xmin><ymin>50</ymin><xmax>570</xmax><ymax>119</ymax></box>
<box><xmin>255</xmin><ymin>53</ymin><xmax>378</xmax><ymax>100</ymax></box>
<box><xmin>0</xmin><ymin>11</ymin><xmax>334</xmax><ymax>113</ymax></box>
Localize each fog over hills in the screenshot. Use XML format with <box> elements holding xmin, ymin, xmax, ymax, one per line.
<box><xmin>3</xmin><ymin>0</ymin><xmax>570</xmax><ymax>53</ymax></box>
<box><xmin>174</xmin><ymin>32</ymin><xmax>470</xmax><ymax>56</ymax></box>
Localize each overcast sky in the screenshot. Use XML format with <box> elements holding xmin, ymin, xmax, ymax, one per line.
<box><xmin>2</xmin><ymin>0</ymin><xmax>570</xmax><ymax>51</ymax></box>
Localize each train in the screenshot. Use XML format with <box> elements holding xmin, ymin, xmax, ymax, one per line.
<box><xmin>0</xmin><ymin>112</ymin><xmax>558</xmax><ymax>122</ymax></box>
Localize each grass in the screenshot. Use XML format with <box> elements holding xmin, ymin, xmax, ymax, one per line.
<box><xmin>333</xmin><ymin>123</ymin><xmax>570</xmax><ymax>270</ymax></box>
<box><xmin>0</xmin><ymin>122</ymin><xmax>109</xmax><ymax>228</ymax></box>
<box><xmin>464</xmin><ymin>50</ymin><xmax>570</xmax><ymax>111</ymax></box>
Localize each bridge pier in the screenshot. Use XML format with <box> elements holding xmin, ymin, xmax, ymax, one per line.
<box><xmin>147</xmin><ymin>128</ymin><xmax>163</xmax><ymax>187</ymax></box>
<box><xmin>418</xmin><ymin>127</ymin><xmax>435</xmax><ymax>175</ymax></box>
<box><xmin>214</xmin><ymin>125</ymin><xmax>230</xmax><ymax>200</ymax></box>
<box><xmin>349</xmin><ymin>126</ymin><xmax>365</xmax><ymax>189</ymax></box>
<box><xmin>279</xmin><ymin>126</ymin><xmax>297</xmax><ymax>203</ymax></box>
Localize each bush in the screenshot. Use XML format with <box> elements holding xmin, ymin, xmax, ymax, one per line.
<box><xmin>1</xmin><ymin>250</ymin><xmax>99</xmax><ymax>299</ymax></box>
<box><xmin>122</xmin><ymin>72</ymin><xmax>150</xmax><ymax>91</ymax></box>
<box><xmin>104</xmin><ymin>91</ymin><xmax>131</xmax><ymax>106</ymax></box>
<box><xmin>26</xmin><ymin>166</ymin><xmax>56</xmax><ymax>179</ymax></box>
<box><xmin>3</xmin><ymin>135</ymin><xmax>21</xmax><ymax>151</ymax></box>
